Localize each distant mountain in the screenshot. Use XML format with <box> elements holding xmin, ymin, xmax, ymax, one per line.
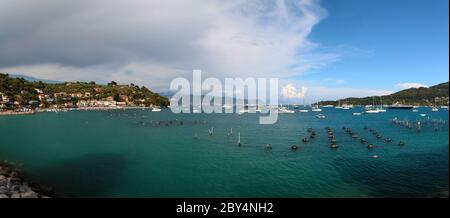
<box><xmin>320</xmin><ymin>82</ymin><xmax>449</xmax><ymax>106</ymax></box>
<box><xmin>10</xmin><ymin>74</ymin><xmax>62</xmax><ymax>84</ymax></box>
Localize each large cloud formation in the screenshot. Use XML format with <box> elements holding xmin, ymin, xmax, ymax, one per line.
<box><xmin>0</xmin><ymin>0</ymin><xmax>338</xmax><ymax>91</ymax></box>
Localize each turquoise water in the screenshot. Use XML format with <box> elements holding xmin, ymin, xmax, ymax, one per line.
<box><xmin>0</xmin><ymin>108</ymin><xmax>448</xmax><ymax>197</ymax></box>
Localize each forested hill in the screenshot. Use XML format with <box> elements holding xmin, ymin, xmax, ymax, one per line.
<box><xmin>320</xmin><ymin>82</ymin><xmax>449</xmax><ymax>106</ymax></box>
<box><xmin>0</xmin><ymin>73</ymin><xmax>169</xmax><ymax>107</ymax></box>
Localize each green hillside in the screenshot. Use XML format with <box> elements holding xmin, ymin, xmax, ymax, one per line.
<box><xmin>320</xmin><ymin>82</ymin><xmax>449</xmax><ymax>106</ymax></box>
<box><xmin>0</xmin><ymin>73</ymin><xmax>169</xmax><ymax>108</ymax></box>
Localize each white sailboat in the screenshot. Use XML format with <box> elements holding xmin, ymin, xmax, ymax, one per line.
<box><xmin>335</xmin><ymin>100</ymin><xmax>343</xmax><ymax>109</ymax></box>
<box><xmin>431</xmin><ymin>99</ymin><xmax>439</xmax><ymax>112</ymax></box>
<box><xmin>365</xmin><ymin>97</ymin><xmax>380</xmax><ymax>113</ymax></box>
<box><xmin>152</xmin><ymin>107</ymin><xmax>162</xmax><ymax>112</ymax></box>
<box><xmin>299</xmin><ymin>99</ymin><xmax>309</xmax><ymax>112</ymax></box>
<box><xmin>311</xmin><ymin>101</ymin><xmax>322</xmax><ymax>112</ymax></box>
<box><xmin>377</xmin><ymin>97</ymin><xmax>386</xmax><ymax>112</ymax></box>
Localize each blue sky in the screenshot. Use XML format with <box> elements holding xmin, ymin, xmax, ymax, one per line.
<box><xmin>304</xmin><ymin>0</ymin><xmax>449</xmax><ymax>90</ymax></box>
<box><xmin>0</xmin><ymin>0</ymin><xmax>448</xmax><ymax>101</ymax></box>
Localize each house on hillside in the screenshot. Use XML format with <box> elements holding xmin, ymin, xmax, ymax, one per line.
<box><xmin>0</xmin><ymin>92</ymin><xmax>9</xmax><ymax>103</ymax></box>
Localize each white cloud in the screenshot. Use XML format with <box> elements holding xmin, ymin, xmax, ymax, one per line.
<box><xmin>281</xmin><ymin>84</ymin><xmax>307</xmax><ymax>99</ymax></box>
<box><xmin>395</xmin><ymin>83</ymin><xmax>429</xmax><ymax>89</ymax></box>
<box><xmin>0</xmin><ymin>0</ymin><xmax>337</xmax><ymax>92</ymax></box>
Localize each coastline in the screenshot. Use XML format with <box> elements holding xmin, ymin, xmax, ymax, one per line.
<box><xmin>0</xmin><ymin>161</ymin><xmax>53</xmax><ymax>198</ymax></box>
<box><xmin>0</xmin><ymin>106</ymin><xmax>159</xmax><ymax>116</ymax></box>
<box><xmin>0</xmin><ymin>111</ymin><xmax>35</xmax><ymax>116</ymax></box>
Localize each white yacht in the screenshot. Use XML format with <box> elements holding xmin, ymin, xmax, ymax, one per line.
<box><xmin>152</xmin><ymin>107</ymin><xmax>162</xmax><ymax>112</ymax></box>
<box><xmin>278</xmin><ymin>105</ymin><xmax>295</xmax><ymax>114</ymax></box>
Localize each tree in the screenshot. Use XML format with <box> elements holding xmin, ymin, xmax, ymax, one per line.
<box><xmin>107</xmin><ymin>81</ymin><xmax>118</xmax><ymax>86</ymax></box>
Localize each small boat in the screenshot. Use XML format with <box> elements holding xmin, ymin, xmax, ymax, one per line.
<box><xmin>208</xmin><ymin>127</ymin><xmax>214</xmax><ymax>136</ymax></box>
<box><xmin>412</xmin><ymin>109</ymin><xmax>419</xmax><ymax>112</ymax></box>
<box><xmin>152</xmin><ymin>107</ymin><xmax>162</xmax><ymax>112</ymax></box>
<box><xmin>277</xmin><ymin>105</ymin><xmax>295</xmax><ymax>114</ymax></box>
<box><xmin>398</xmin><ymin>141</ymin><xmax>405</xmax><ymax>146</ymax></box>
<box><xmin>372</xmin><ymin>155</ymin><xmax>379</xmax><ymax>159</ymax></box>
<box><xmin>302</xmin><ymin>138</ymin><xmax>309</xmax><ymax>143</ymax></box>
<box><xmin>353</xmin><ymin>112</ymin><xmax>362</xmax><ymax>116</ymax></box>
<box><xmin>291</xmin><ymin>145</ymin><xmax>299</xmax><ymax>150</ymax></box>
<box><xmin>315</xmin><ymin>113</ymin><xmax>326</xmax><ymax>119</ymax></box>
<box><xmin>299</xmin><ymin>109</ymin><xmax>309</xmax><ymax>113</ymax></box>
<box><xmin>365</xmin><ymin>109</ymin><xmax>379</xmax><ymax>113</ymax></box>
<box><xmin>265</xmin><ymin>144</ymin><xmax>272</xmax><ymax>150</ymax></box>
<box><xmin>420</xmin><ymin>114</ymin><xmax>427</xmax><ymax>117</ymax></box>
<box><xmin>431</xmin><ymin>107</ymin><xmax>439</xmax><ymax>112</ymax></box>
<box><xmin>329</xmin><ymin>144</ymin><xmax>338</xmax><ymax>149</ymax></box>
<box><xmin>367</xmin><ymin>144</ymin><xmax>375</xmax><ymax>149</ymax></box>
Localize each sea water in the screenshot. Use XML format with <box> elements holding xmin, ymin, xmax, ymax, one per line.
<box><xmin>0</xmin><ymin>107</ymin><xmax>448</xmax><ymax>197</ymax></box>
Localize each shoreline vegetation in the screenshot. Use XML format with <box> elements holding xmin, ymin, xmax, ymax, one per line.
<box><xmin>0</xmin><ymin>161</ymin><xmax>53</xmax><ymax>198</ymax></box>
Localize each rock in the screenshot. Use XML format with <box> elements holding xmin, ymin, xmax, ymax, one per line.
<box><xmin>0</xmin><ymin>187</ymin><xmax>7</xmax><ymax>194</ymax></box>
<box><xmin>21</xmin><ymin>190</ymin><xmax>38</xmax><ymax>198</ymax></box>
<box><xmin>19</xmin><ymin>185</ymin><xmax>31</xmax><ymax>193</ymax></box>
<box><xmin>41</xmin><ymin>195</ymin><xmax>50</xmax><ymax>198</ymax></box>
<box><xmin>0</xmin><ymin>194</ymin><xmax>9</xmax><ymax>198</ymax></box>
<box><xmin>10</xmin><ymin>193</ymin><xmax>21</xmax><ymax>198</ymax></box>
<box><xmin>0</xmin><ymin>175</ymin><xmax>5</xmax><ymax>180</ymax></box>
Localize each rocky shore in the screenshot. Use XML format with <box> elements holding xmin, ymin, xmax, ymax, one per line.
<box><xmin>0</xmin><ymin>162</ymin><xmax>53</xmax><ymax>198</ymax></box>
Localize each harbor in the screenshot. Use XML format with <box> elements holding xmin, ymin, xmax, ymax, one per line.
<box><xmin>0</xmin><ymin>107</ymin><xmax>447</xmax><ymax>197</ymax></box>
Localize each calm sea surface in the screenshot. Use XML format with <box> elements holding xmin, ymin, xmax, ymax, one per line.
<box><xmin>0</xmin><ymin>107</ymin><xmax>448</xmax><ymax>197</ymax></box>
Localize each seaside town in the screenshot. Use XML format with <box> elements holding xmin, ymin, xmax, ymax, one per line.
<box><xmin>0</xmin><ymin>73</ymin><xmax>169</xmax><ymax>115</ymax></box>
